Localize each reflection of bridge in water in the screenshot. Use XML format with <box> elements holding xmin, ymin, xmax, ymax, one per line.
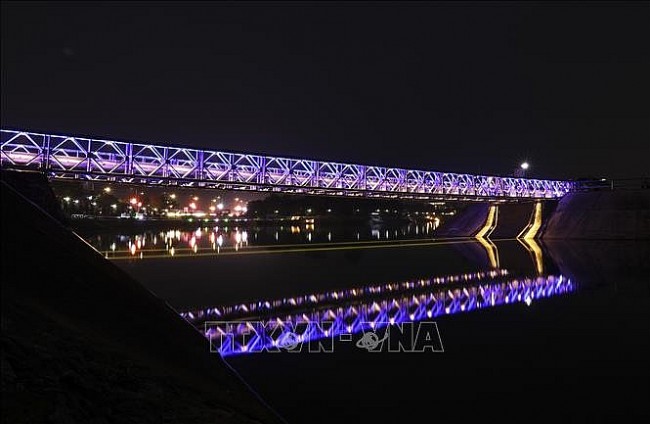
<box><xmin>183</xmin><ymin>269</ymin><xmax>575</xmax><ymax>357</ymax></box>
<box><xmin>2</xmin><ymin>129</ymin><xmax>572</xmax><ymax>201</ymax></box>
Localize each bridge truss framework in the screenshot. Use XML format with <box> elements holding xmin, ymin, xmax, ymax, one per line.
<box><xmin>1</xmin><ymin>130</ymin><xmax>573</xmax><ymax>200</ymax></box>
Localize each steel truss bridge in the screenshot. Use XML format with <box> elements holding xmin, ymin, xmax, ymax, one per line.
<box><xmin>1</xmin><ymin>129</ymin><xmax>573</xmax><ymax>200</ymax></box>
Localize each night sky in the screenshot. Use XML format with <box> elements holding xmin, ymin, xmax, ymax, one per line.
<box><xmin>2</xmin><ymin>2</ymin><xmax>648</xmax><ymax>180</ymax></box>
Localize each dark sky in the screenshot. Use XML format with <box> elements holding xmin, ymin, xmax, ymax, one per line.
<box><xmin>2</xmin><ymin>2</ymin><xmax>648</xmax><ymax>179</ymax></box>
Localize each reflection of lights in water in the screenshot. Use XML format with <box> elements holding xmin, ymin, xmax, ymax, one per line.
<box><xmin>191</xmin><ymin>272</ymin><xmax>573</xmax><ymax>357</ymax></box>
<box><xmin>110</xmin><ymin>243</ymin><xmax>116</xmax><ymax>252</ymax></box>
<box><xmin>217</xmin><ymin>235</ymin><xmax>223</xmax><ymax>247</ymax></box>
<box><xmin>518</xmin><ymin>238</ymin><xmax>544</xmax><ymax>275</ymax></box>
<box><xmin>97</xmin><ymin>220</ymin><xmax>510</xmax><ymax>256</ymax></box>
<box><xmin>170</xmin><ymin>247</ymin><xmax>175</xmax><ymax>256</ymax></box>
<box><xmin>477</xmin><ymin>236</ymin><xmax>500</xmax><ymax>269</ymax></box>
<box><xmin>193</xmin><ymin>244</ymin><xmax>198</xmax><ymax>253</ymax></box>
<box><xmin>130</xmin><ymin>244</ymin><xmax>136</xmax><ymax>255</ymax></box>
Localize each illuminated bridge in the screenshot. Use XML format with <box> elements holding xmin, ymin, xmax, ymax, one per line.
<box><xmin>1</xmin><ymin>129</ymin><xmax>573</xmax><ymax>201</ymax></box>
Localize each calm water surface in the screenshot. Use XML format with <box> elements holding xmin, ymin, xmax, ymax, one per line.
<box><xmin>81</xmin><ymin>223</ymin><xmax>650</xmax><ymax>422</ymax></box>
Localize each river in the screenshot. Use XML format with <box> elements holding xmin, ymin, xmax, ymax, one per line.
<box><xmin>79</xmin><ymin>222</ymin><xmax>650</xmax><ymax>423</ymax></box>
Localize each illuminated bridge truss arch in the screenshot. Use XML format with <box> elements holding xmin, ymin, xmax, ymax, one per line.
<box><xmin>1</xmin><ymin>130</ymin><xmax>573</xmax><ymax>200</ymax></box>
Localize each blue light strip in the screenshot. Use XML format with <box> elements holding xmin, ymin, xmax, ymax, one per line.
<box><xmin>184</xmin><ymin>273</ymin><xmax>574</xmax><ymax>356</ymax></box>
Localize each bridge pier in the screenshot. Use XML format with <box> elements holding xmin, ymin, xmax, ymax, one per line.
<box><xmin>437</xmin><ymin>201</ymin><xmax>551</xmax><ymax>239</ymax></box>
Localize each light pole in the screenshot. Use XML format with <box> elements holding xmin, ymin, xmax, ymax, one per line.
<box><xmin>515</xmin><ymin>162</ymin><xmax>530</xmax><ymax>178</ymax></box>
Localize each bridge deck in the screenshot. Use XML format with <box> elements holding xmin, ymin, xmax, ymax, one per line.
<box><xmin>1</xmin><ymin>129</ymin><xmax>572</xmax><ymax>200</ymax></box>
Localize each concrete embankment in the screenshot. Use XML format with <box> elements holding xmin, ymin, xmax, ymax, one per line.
<box><xmin>437</xmin><ymin>202</ymin><xmax>541</xmax><ymax>239</ymax></box>
<box><xmin>1</xmin><ymin>172</ymin><xmax>284</xmax><ymax>424</ymax></box>
<box><xmin>435</xmin><ymin>203</ymin><xmax>489</xmax><ymax>237</ymax></box>
<box><xmin>542</xmin><ymin>190</ymin><xmax>650</xmax><ymax>240</ymax></box>
<box><xmin>489</xmin><ymin>202</ymin><xmax>536</xmax><ymax>239</ymax></box>
<box><xmin>437</xmin><ymin>189</ymin><xmax>649</xmax><ymax>240</ymax></box>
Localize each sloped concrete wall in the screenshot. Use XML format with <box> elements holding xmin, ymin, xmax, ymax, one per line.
<box><xmin>436</xmin><ymin>203</ymin><xmax>489</xmax><ymax>237</ymax></box>
<box><xmin>490</xmin><ymin>202</ymin><xmax>535</xmax><ymax>239</ymax></box>
<box><xmin>542</xmin><ymin>190</ymin><xmax>650</xmax><ymax>240</ymax></box>
<box><xmin>437</xmin><ymin>202</ymin><xmax>538</xmax><ymax>239</ymax></box>
<box><xmin>1</xmin><ymin>171</ymin><xmax>284</xmax><ymax>423</ymax></box>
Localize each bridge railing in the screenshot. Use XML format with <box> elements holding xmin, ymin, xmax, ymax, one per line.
<box><xmin>1</xmin><ymin>129</ymin><xmax>573</xmax><ymax>199</ymax></box>
<box><xmin>572</xmin><ymin>177</ymin><xmax>650</xmax><ymax>192</ymax></box>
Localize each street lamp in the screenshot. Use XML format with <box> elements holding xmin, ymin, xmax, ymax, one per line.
<box><xmin>514</xmin><ymin>161</ymin><xmax>530</xmax><ymax>178</ymax></box>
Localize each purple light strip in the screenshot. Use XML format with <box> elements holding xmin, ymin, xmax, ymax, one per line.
<box><xmin>185</xmin><ymin>273</ymin><xmax>574</xmax><ymax>357</ymax></box>
<box><xmin>182</xmin><ymin>269</ymin><xmax>510</xmax><ymax>323</ymax></box>
<box><xmin>1</xmin><ymin>129</ymin><xmax>573</xmax><ymax>199</ymax></box>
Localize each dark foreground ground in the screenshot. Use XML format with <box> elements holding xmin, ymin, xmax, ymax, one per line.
<box><xmin>1</xmin><ymin>176</ymin><xmax>284</xmax><ymax>424</ymax></box>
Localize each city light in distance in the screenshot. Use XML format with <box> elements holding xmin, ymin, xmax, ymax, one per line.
<box><xmin>520</xmin><ymin>162</ymin><xmax>530</xmax><ymax>170</ymax></box>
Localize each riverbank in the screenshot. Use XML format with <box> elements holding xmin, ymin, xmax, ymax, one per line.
<box><xmin>435</xmin><ymin>189</ymin><xmax>650</xmax><ymax>240</ymax></box>
<box><xmin>542</xmin><ymin>189</ymin><xmax>650</xmax><ymax>239</ymax></box>
<box><xmin>1</xmin><ymin>173</ymin><xmax>284</xmax><ymax>423</ymax></box>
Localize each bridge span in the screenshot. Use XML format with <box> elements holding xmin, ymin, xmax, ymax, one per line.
<box><xmin>1</xmin><ymin>129</ymin><xmax>572</xmax><ymax>201</ymax></box>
